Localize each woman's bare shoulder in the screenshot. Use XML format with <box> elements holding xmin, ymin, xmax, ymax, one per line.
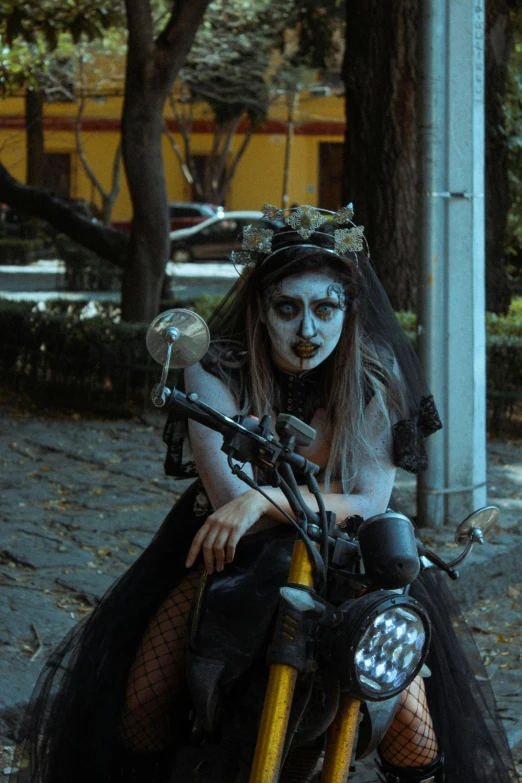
<box><xmin>184</xmin><ymin>362</ymin><xmax>239</xmax><ymax>413</ymax></box>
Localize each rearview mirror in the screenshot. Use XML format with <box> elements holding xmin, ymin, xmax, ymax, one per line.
<box><xmin>146</xmin><ymin>309</ymin><xmax>210</xmax><ymax>369</ymax></box>
<box><xmin>454</xmin><ymin>506</ymin><xmax>500</xmax><ymax>545</ymax></box>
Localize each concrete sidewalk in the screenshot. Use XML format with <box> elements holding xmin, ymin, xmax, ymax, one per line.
<box><xmin>0</xmin><ymin>260</ymin><xmax>239</xmax><ymax>302</ymax></box>
<box><xmin>0</xmin><ymin>402</ymin><xmax>521</xmax><ymax>779</ymax></box>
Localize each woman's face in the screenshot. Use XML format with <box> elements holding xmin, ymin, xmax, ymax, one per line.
<box><xmin>263</xmin><ymin>271</ymin><xmax>346</xmax><ymax>372</ymax></box>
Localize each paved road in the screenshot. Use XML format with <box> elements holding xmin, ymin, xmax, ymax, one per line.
<box><xmin>0</xmin><ymin>403</ymin><xmax>521</xmax><ymax>780</ymax></box>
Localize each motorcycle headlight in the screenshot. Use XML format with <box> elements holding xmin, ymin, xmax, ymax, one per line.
<box><xmin>319</xmin><ymin>591</ymin><xmax>430</xmax><ymax>701</ymax></box>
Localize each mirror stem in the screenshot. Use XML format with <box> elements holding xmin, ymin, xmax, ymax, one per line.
<box><xmin>152</xmin><ymin>332</ymin><xmax>178</xmax><ymax>407</ymax></box>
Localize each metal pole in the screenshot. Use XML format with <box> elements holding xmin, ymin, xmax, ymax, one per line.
<box><xmin>417</xmin><ymin>0</ymin><xmax>447</xmax><ymax>527</ymax></box>
<box><xmin>443</xmin><ymin>0</ymin><xmax>487</xmax><ymax>523</ymax></box>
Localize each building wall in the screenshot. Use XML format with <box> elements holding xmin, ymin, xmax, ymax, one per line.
<box><xmin>0</xmin><ymin>92</ymin><xmax>346</xmax><ymax>220</ymax></box>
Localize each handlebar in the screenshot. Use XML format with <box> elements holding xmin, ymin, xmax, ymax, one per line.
<box><xmin>162</xmin><ymin>386</ymin><xmax>490</xmax><ymax>592</ymax></box>
<box><xmin>167</xmin><ymin>388</ymin><xmax>321</xmax><ymax>478</ymax></box>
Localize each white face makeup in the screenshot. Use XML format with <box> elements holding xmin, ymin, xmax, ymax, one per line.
<box><xmin>263</xmin><ymin>271</ymin><xmax>346</xmax><ymax>372</ymax></box>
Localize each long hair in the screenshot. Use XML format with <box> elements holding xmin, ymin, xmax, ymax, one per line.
<box><xmin>205</xmin><ymin>228</ymin><xmax>407</xmax><ymax>492</ymax></box>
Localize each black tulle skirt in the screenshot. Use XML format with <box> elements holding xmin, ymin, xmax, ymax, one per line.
<box><xmin>13</xmin><ymin>481</ymin><xmax>515</xmax><ymax>783</ymax></box>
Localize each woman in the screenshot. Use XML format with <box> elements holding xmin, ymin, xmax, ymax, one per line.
<box><xmin>16</xmin><ymin>207</ymin><xmax>514</xmax><ymax>783</ymax></box>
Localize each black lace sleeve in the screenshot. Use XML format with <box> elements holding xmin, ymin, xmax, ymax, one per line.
<box><xmin>162</xmin><ymin>415</ymin><xmax>198</xmax><ymax>478</ymax></box>
<box><xmin>392</xmin><ymin>395</ymin><xmax>443</xmax><ymax>473</ymax></box>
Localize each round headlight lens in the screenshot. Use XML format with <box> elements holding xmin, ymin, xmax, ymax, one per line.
<box><xmin>354</xmin><ymin>606</ymin><xmax>426</xmax><ymax>695</ymax></box>
<box><xmin>318</xmin><ymin>591</ymin><xmax>430</xmax><ymax>701</ymax></box>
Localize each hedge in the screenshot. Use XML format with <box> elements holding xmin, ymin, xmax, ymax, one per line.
<box><xmin>0</xmin><ymin>238</ymin><xmax>49</xmax><ymax>265</ymax></box>
<box><xmin>0</xmin><ymin>297</ymin><xmax>520</xmax><ymax>424</ymax></box>
<box><xmin>0</xmin><ymin>296</ymin><xmax>223</xmax><ymax>412</ymax></box>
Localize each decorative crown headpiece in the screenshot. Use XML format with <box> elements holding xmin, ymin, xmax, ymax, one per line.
<box><xmin>230</xmin><ymin>203</ymin><xmax>368</xmax><ymax>268</ymax></box>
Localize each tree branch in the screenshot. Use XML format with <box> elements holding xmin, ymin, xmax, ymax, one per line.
<box><xmin>163</xmin><ymin>121</ymin><xmax>194</xmax><ymax>185</ymax></box>
<box><xmin>0</xmin><ymin>162</ymin><xmax>129</xmax><ymax>267</ymax></box>
<box><xmin>220</xmin><ymin>123</ymin><xmax>255</xmax><ymax>200</ymax></box>
<box><xmin>212</xmin><ymin>114</ymin><xmax>241</xmax><ymax>189</ymax></box>
<box><xmin>110</xmin><ymin>143</ymin><xmax>123</xmax><ymax>202</ymax></box>
<box><xmin>74</xmin><ymin>80</ymin><xmax>108</xmax><ymax>202</ymax></box>
<box><xmin>172</xmin><ymin>95</ymin><xmax>202</xmax><ymax>197</ymax></box>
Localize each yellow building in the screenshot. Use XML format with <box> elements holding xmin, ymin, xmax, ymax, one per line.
<box><xmin>0</xmin><ymin>85</ymin><xmax>346</xmax><ymax>224</ymax></box>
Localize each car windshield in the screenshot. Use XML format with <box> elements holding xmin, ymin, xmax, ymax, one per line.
<box><xmin>198</xmin><ymin>217</ymin><xmax>268</xmax><ymax>237</ymax></box>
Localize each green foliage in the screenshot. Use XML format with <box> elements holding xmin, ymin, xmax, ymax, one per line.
<box><xmin>0</xmin><ymin>293</ymin><xmax>226</xmax><ymax>410</ymax></box>
<box><xmin>0</xmin><ymin>1</ymin><xmax>125</xmax><ymax>94</ymax></box>
<box><xmin>0</xmin><ymin>237</ymin><xmax>47</xmax><ymax>264</ymax></box>
<box><xmin>176</xmin><ymin>0</ymin><xmax>345</xmax><ymax>128</ymax></box>
<box><xmin>396</xmin><ymin>310</ymin><xmax>417</xmax><ymax>338</ymax></box>
<box><xmin>0</xmin><ymin>298</ymin><xmax>154</xmax><ymax>410</ymax></box>
<box><xmin>486</xmin><ymin>296</ymin><xmax>522</xmax><ymax>336</ymax></box>
<box><xmin>397</xmin><ymin>299</ymin><xmax>522</xmax><ymax>338</ymax></box>
<box><xmin>54</xmin><ymin>235</ymin><xmax>121</xmax><ymax>292</ymax></box>
<box><xmin>179</xmin><ymin>0</ymin><xmax>289</xmax><ymax>126</ymax></box>
<box><xmin>0</xmin><ymin>296</ymin><xmax>520</xmax><ymax>418</ymax></box>
<box><xmin>0</xmin><ymin>2</ymin><xmax>124</xmax><ymax>49</ymax></box>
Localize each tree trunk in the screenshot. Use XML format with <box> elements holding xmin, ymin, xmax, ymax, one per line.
<box><xmin>342</xmin><ymin>0</ymin><xmax>419</xmax><ymax>311</ymax></box>
<box><xmin>485</xmin><ymin>0</ymin><xmax>517</xmax><ymax>313</ymax></box>
<box><xmin>121</xmin><ymin>85</ymin><xmax>169</xmax><ymax>322</ymax></box>
<box><xmin>25</xmin><ymin>87</ymin><xmax>45</xmax><ymax>188</ymax></box>
<box><xmin>120</xmin><ymin>0</ymin><xmax>212</xmax><ymax>323</ymax></box>
<box><xmin>342</xmin><ymin>0</ymin><xmax>515</xmax><ymax>313</ymax></box>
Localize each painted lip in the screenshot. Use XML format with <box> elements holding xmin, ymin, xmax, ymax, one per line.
<box><xmin>292</xmin><ymin>342</ymin><xmax>321</xmax><ymax>358</ymax></box>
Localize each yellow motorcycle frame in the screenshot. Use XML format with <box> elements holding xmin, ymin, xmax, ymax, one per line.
<box><xmin>249</xmin><ymin>541</ymin><xmax>360</xmax><ymax>783</ymax></box>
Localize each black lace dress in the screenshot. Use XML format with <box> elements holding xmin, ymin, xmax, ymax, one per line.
<box><xmin>14</xmin><ymin>362</ymin><xmax>515</xmax><ymax>783</ymax></box>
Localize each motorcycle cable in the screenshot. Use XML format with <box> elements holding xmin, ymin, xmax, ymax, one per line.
<box><xmin>277</xmin><ymin>461</ymin><xmax>329</xmax><ymax>594</ymax></box>
<box><xmin>307</xmin><ymin>472</ymin><xmax>330</xmax><ymax>577</ymax></box>
<box><xmin>227</xmin><ymin>456</ymin><xmax>327</xmax><ymax>593</ymax></box>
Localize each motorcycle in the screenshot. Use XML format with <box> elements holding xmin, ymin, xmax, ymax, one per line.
<box><xmin>146</xmin><ymin>309</ymin><xmax>499</xmax><ymax>783</ymax></box>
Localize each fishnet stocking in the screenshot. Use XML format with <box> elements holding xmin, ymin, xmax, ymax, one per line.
<box><xmin>118</xmin><ymin>565</ymin><xmax>206</xmax><ymax>752</ymax></box>
<box><xmin>379</xmin><ymin>676</ymin><xmax>439</xmax><ymax>768</ymax></box>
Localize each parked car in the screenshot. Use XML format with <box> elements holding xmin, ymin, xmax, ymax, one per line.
<box><xmin>168</xmin><ymin>202</ymin><xmax>224</xmax><ymax>231</ymax></box>
<box><xmin>112</xmin><ymin>202</ymin><xmax>224</xmax><ymax>234</ymax></box>
<box><xmin>169</xmin><ymin>210</ymin><xmax>280</xmax><ymax>262</ymax></box>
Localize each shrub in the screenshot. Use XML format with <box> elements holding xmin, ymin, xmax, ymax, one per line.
<box><xmin>0</xmin><ymin>297</ymin><xmax>520</xmax><ymax>419</ymax></box>
<box><xmin>0</xmin><ymin>238</ymin><xmax>48</xmax><ymax>265</ymax></box>
<box><xmin>54</xmin><ymin>235</ymin><xmax>121</xmax><ymax>292</ymax></box>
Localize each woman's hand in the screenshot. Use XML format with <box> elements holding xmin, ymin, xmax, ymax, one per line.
<box><xmin>185</xmin><ymin>489</ymin><xmax>270</xmax><ymax>573</ymax></box>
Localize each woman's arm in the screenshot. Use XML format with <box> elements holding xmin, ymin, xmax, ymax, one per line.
<box><xmin>184</xmin><ymin>361</ymin><xmax>256</xmax><ymax>510</ymax></box>
<box><xmin>185</xmin><ymin>382</ymin><xmax>396</xmax><ymax>573</ymax></box>
<box><xmin>263</xmin><ymin>395</ymin><xmax>396</xmax><ymax>522</ymax></box>
<box><xmin>184</xmin><ymin>362</ymin><xmax>275</xmax><ymax>573</ymax></box>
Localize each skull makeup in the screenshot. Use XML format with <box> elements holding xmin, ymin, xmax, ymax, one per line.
<box><xmin>263</xmin><ymin>271</ymin><xmax>347</xmax><ymax>372</ymax></box>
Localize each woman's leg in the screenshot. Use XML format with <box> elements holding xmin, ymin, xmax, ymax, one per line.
<box><xmin>378</xmin><ymin>676</ymin><xmax>445</xmax><ymax>781</ymax></box>
<box><xmin>117</xmin><ymin>564</ymin><xmax>206</xmax><ymax>752</ymax></box>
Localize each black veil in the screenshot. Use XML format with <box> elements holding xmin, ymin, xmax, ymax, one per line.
<box><xmin>203</xmin><ymin>224</ymin><xmax>442</xmax><ymax>474</ymax></box>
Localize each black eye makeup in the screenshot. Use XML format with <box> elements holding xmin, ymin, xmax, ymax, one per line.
<box><xmin>272</xmin><ymin>299</ymin><xmax>297</xmax><ymax>320</ymax></box>
<box><xmin>315</xmin><ymin>301</ymin><xmax>339</xmax><ymax>319</ymax></box>
<box><xmin>271</xmin><ymin>297</ymin><xmax>342</xmax><ymax>322</ymax></box>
